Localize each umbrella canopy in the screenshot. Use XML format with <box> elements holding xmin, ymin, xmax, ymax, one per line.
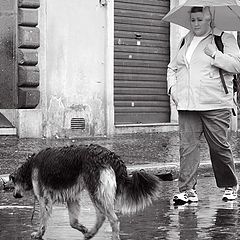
<box><xmin>162</xmin><ymin>0</ymin><xmax>240</xmax><ymax>31</ymax></box>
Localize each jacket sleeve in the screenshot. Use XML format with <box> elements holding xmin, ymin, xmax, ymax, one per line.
<box><xmin>167</xmin><ymin>55</ymin><xmax>178</xmax><ymax>94</ymax></box>
<box><xmin>212</xmin><ymin>32</ymin><xmax>240</xmax><ymax>74</ymax></box>
<box><xmin>167</xmin><ymin>38</ymin><xmax>186</xmax><ymax>94</ymax></box>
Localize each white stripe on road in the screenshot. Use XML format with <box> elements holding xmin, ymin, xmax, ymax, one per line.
<box><xmin>0</xmin><ymin>205</ymin><xmax>32</xmax><ymax>209</ymax></box>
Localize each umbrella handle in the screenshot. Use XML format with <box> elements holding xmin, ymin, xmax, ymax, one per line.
<box><xmin>209</xmin><ymin>6</ymin><xmax>215</xmax><ymax>32</ymax></box>
<box><xmin>207</xmin><ymin>7</ymin><xmax>215</xmax><ymax>44</ymax></box>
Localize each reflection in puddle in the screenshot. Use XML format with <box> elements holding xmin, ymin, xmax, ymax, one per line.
<box><xmin>1</xmin><ymin>176</ymin><xmax>240</xmax><ymax>239</ymax></box>
<box><xmin>119</xmin><ymin>177</ymin><xmax>240</xmax><ymax>240</ymax></box>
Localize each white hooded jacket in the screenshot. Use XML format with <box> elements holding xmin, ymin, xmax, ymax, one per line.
<box><xmin>167</xmin><ymin>29</ymin><xmax>240</xmax><ymax>111</ymax></box>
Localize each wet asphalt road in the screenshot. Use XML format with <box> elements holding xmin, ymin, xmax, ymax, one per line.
<box><xmin>1</xmin><ymin>174</ymin><xmax>240</xmax><ymax>240</ymax></box>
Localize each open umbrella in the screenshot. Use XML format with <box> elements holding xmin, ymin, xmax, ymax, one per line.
<box><xmin>162</xmin><ymin>0</ymin><xmax>240</xmax><ymax>31</ymax></box>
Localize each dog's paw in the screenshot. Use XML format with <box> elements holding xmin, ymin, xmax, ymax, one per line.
<box><xmin>84</xmin><ymin>232</ymin><xmax>94</xmax><ymax>240</ymax></box>
<box><xmin>31</xmin><ymin>232</ymin><xmax>43</xmax><ymax>239</ymax></box>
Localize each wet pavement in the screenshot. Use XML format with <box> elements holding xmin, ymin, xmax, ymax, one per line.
<box><xmin>1</xmin><ymin>132</ymin><xmax>240</xmax><ymax>239</ymax></box>
<box><xmin>1</xmin><ymin>174</ymin><xmax>240</xmax><ymax>240</ymax></box>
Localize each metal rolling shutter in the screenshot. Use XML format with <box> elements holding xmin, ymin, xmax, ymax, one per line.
<box><xmin>114</xmin><ymin>0</ymin><xmax>170</xmax><ymax>124</ymax></box>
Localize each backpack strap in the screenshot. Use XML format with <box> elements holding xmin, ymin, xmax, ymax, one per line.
<box><xmin>214</xmin><ymin>32</ymin><xmax>224</xmax><ymax>53</ymax></box>
<box><xmin>214</xmin><ymin>32</ymin><xmax>229</xmax><ymax>94</ymax></box>
<box><xmin>180</xmin><ymin>38</ymin><xmax>185</xmax><ymax>49</ymax></box>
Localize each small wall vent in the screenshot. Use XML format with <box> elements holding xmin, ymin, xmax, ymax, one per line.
<box><xmin>70</xmin><ymin>118</ymin><xmax>85</xmax><ymax>130</ymax></box>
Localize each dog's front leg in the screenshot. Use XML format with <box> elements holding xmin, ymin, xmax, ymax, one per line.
<box><xmin>31</xmin><ymin>196</ymin><xmax>52</xmax><ymax>239</ymax></box>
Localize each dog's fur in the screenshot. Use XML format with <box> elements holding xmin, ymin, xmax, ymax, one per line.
<box><xmin>10</xmin><ymin>144</ymin><xmax>160</xmax><ymax>240</ymax></box>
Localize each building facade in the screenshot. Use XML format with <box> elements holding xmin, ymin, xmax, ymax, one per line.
<box><xmin>0</xmin><ymin>0</ymin><xmax>238</xmax><ymax>138</ymax></box>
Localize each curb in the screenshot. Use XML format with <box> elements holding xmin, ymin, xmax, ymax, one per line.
<box><xmin>127</xmin><ymin>160</ymin><xmax>240</xmax><ymax>180</ymax></box>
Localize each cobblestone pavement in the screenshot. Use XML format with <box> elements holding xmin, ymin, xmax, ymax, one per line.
<box><xmin>0</xmin><ymin>131</ymin><xmax>240</xmax><ymax>175</ymax></box>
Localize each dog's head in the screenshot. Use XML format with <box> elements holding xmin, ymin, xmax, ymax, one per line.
<box><xmin>9</xmin><ymin>171</ymin><xmax>25</xmax><ymax>198</ymax></box>
<box><xmin>10</xmin><ymin>155</ymin><xmax>35</xmax><ymax>198</ymax></box>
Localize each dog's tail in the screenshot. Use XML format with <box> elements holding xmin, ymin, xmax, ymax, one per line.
<box><xmin>116</xmin><ymin>170</ymin><xmax>160</xmax><ymax>214</ymax></box>
<box><xmin>84</xmin><ymin>144</ymin><xmax>160</xmax><ymax>214</ymax></box>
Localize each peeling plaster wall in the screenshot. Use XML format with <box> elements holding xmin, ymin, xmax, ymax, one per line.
<box><xmin>44</xmin><ymin>0</ymin><xmax>107</xmax><ymax>138</ymax></box>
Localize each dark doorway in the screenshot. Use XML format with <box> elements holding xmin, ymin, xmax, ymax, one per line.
<box><xmin>0</xmin><ymin>0</ymin><xmax>17</xmax><ymax>109</ymax></box>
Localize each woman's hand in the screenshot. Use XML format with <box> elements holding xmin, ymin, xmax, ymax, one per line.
<box><xmin>204</xmin><ymin>43</ymin><xmax>217</xmax><ymax>58</ymax></box>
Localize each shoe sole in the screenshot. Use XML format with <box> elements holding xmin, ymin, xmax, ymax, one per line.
<box><xmin>173</xmin><ymin>198</ymin><xmax>198</xmax><ymax>205</ymax></box>
<box><xmin>173</xmin><ymin>198</ymin><xmax>188</xmax><ymax>205</ymax></box>
<box><xmin>222</xmin><ymin>197</ymin><xmax>237</xmax><ymax>201</ymax></box>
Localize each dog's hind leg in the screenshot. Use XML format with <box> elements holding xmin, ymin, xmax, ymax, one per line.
<box><xmin>85</xmin><ymin>198</ymin><xmax>120</xmax><ymax>240</ymax></box>
<box><xmin>31</xmin><ymin>195</ymin><xmax>53</xmax><ymax>239</ymax></box>
<box><xmin>84</xmin><ymin>167</ymin><xmax>120</xmax><ymax>240</ymax></box>
<box><xmin>83</xmin><ymin>199</ymin><xmax>106</xmax><ymax>240</ymax></box>
<box><xmin>67</xmin><ymin>200</ymin><xmax>88</xmax><ymax>235</ymax></box>
<box><xmin>104</xmin><ymin>207</ymin><xmax>120</xmax><ymax>240</ymax></box>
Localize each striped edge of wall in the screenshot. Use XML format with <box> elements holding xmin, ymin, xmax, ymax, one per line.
<box><xmin>0</xmin><ymin>128</ymin><xmax>17</xmax><ymax>135</ymax></box>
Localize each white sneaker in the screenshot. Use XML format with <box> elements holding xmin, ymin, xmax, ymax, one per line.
<box><xmin>173</xmin><ymin>189</ymin><xmax>198</xmax><ymax>205</ymax></box>
<box><xmin>222</xmin><ymin>186</ymin><xmax>239</xmax><ymax>201</ymax></box>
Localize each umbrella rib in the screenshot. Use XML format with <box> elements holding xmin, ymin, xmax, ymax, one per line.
<box><xmin>162</xmin><ymin>3</ymin><xmax>240</xmax><ymax>31</ymax></box>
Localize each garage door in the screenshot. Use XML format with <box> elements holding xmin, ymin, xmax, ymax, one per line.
<box><xmin>114</xmin><ymin>0</ymin><xmax>170</xmax><ymax>124</ymax></box>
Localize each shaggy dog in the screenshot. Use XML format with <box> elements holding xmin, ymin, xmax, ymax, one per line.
<box><xmin>10</xmin><ymin>144</ymin><xmax>160</xmax><ymax>240</ymax></box>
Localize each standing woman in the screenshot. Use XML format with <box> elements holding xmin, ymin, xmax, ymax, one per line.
<box><xmin>167</xmin><ymin>6</ymin><xmax>240</xmax><ymax>204</ymax></box>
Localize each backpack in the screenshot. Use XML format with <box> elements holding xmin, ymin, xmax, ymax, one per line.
<box><xmin>180</xmin><ymin>33</ymin><xmax>240</xmax><ymax>113</ymax></box>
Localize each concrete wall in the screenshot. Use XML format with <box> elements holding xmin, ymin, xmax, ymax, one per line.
<box><xmin>16</xmin><ymin>0</ymin><xmax>110</xmax><ymax>138</ymax></box>
<box><xmin>38</xmin><ymin>0</ymin><xmax>107</xmax><ymax>138</ymax></box>
<box><xmin>43</xmin><ymin>0</ymin><xmax>108</xmax><ymax>138</ymax></box>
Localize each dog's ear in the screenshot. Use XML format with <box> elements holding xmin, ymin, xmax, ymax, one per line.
<box><xmin>9</xmin><ymin>173</ymin><xmax>15</xmax><ymax>183</ymax></box>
